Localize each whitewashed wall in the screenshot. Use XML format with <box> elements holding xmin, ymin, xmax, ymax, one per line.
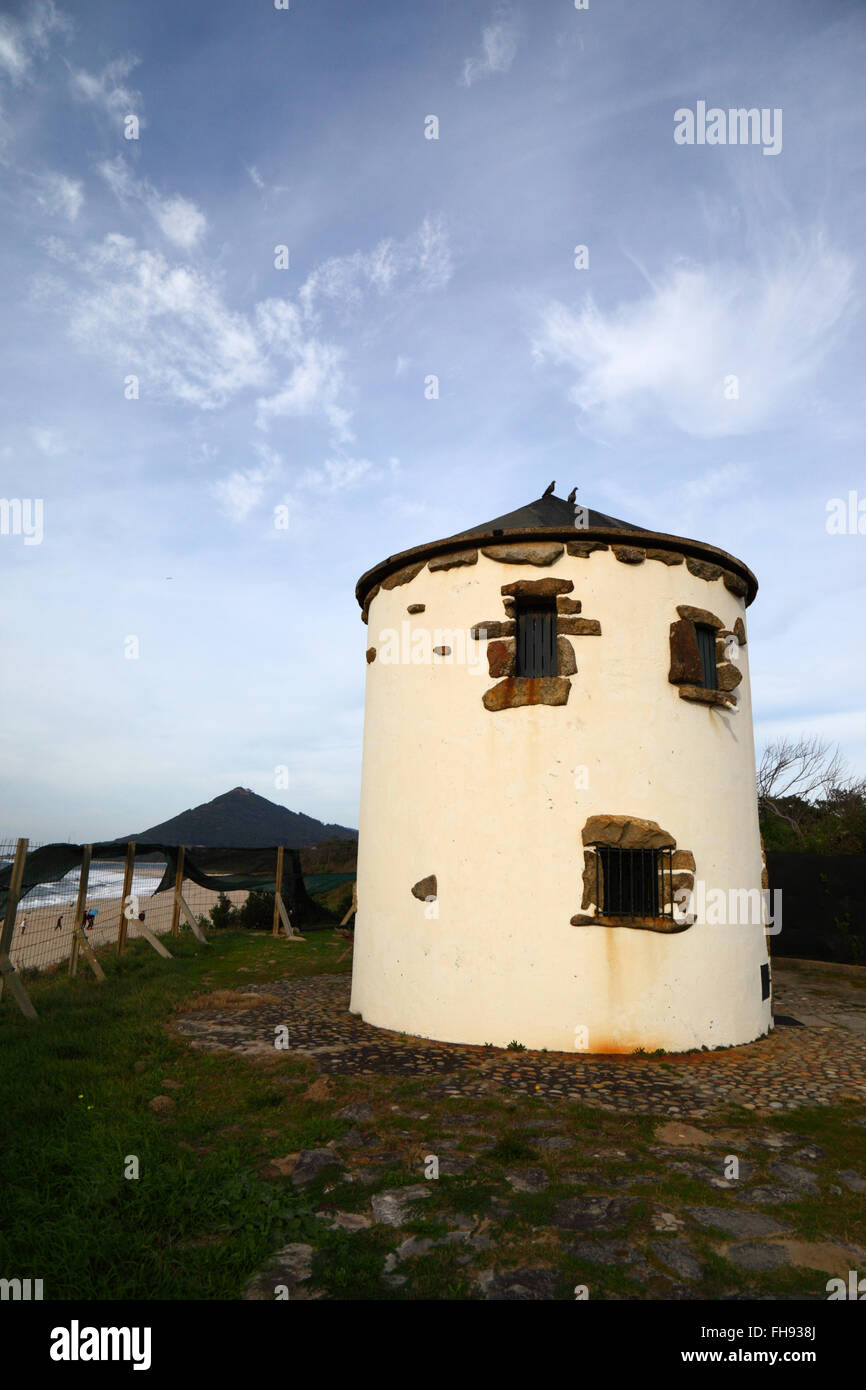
<box><xmin>350</xmin><ymin>548</ymin><xmax>770</xmax><ymax>1053</ymax></box>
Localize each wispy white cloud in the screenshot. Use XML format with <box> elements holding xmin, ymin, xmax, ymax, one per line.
<box><xmin>533</xmin><ymin>234</ymin><xmax>854</xmax><ymax>437</ymax></box>
<box><xmin>69</xmin><ymin>54</ymin><xmax>142</xmax><ymax>129</ymax></box>
<box><xmin>33</xmin><ymin>170</ymin><xmax>83</xmax><ymax>221</ymax></box>
<box><xmin>298</xmin><ymin>215</ymin><xmax>452</xmax><ymax>319</ymax></box>
<box><xmin>0</xmin><ymin>1</ymin><xmax>69</xmax><ymax>84</ymax></box>
<box><xmin>461</xmin><ymin>14</ymin><xmax>517</xmax><ymax>88</ymax></box>
<box><xmin>30</xmin><ymin>425</ymin><xmax>66</xmax><ymax>455</ymax></box>
<box><xmin>150</xmin><ymin>193</ymin><xmax>207</xmax><ymax>250</ymax></box>
<box><xmin>211</xmin><ymin>443</ymin><xmax>282</xmax><ymax>521</ymax></box>
<box><xmin>299</xmin><ymin>456</ymin><xmax>378</xmax><ymax>493</ymax></box>
<box><xmin>99</xmin><ymin>156</ymin><xmax>206</xmax><ymax>249</ymax></box>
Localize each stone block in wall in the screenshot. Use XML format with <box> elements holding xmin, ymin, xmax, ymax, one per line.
<box><xmin>407</xmin><ymin>603</ymin><xmax>426</xmax><ymax>614</ymax></box>
<box><xmin>582</xmin><ymin>850</ymin><xmax>597</xmax><ymax>910</ymax></box>
<box><xmin>645</xmin><ymin>548</ymin><xmax>684</xmax><ymax>565</ymax></box>
<box><xmin>733</xmin><ymin>617</ymin><xmax>747</xmax><ymax>645</ymax></box>
<box><xmin>668</xmin><ymin>619</ymin><xmax>703</xmax><ymax>685</ymax></box>
<box><xmin>686</xmin><ymin>557</ymin><xmax>723</xmax><ymax>582</ymax></box>
<box><xmin>716</xmin><ymin>661</ymin><xmax>743</xmax><ymax>691</ymax></box>
<box><xmin>381</xmin><ymin>561</ymin><xmax>427</xmax><ymax>590</ymax></box>
<box><xmin>557</xmin><ymin>617</ymin><xmax>601</xmax><ymax>636</ymax></box>
<box><xmin>487</xmin><ymin>639</ymin><xmax>516</xmax><ymax>678</ymax></box>
<box><xmin>481</xmin><ymin>542</ymin><xmax>564</xmax><ymax>566</ymax></box>
<box><xmin>566</xmin><ymin>540</ymin><xmax>609</xmax><ymax>557</ymax></box>
<box><xmin>428</xmin><ymin>549</ymin><xmax>478</xmax><ymax>571</ymax></box>
<box><xmin>581</xmin><ymin>815</ymin><xmax>676</xmax><ymax>850</ymax></box>
<box><xmin>557</xmin><ymin>637</ymin><xmax>577</xmax><ymax>676</ymax></box>
<box><xmin>612</xmin><ymin>545</ymin><xmax>645</xmax><ymax>564</ymax></box>
<box><xmin>411</xmin><ymin>875</ymin><xmax>437</xmax><ymax>901</ymax></box>
<box><xmin>482</xmin><ymin>676</ymin><xmax>571</xmax><ymax>711</ymax></box>
<box><xmin>501</xmin><ymin>577</ymin><xmax>574</xmax><ymax>597</ymax></box>
<box><xmin>677</xmin><ymin>685</ymin><xmax>737</xmax><ymax>709</ymax></box>
<box><xmin>361</xmin><ymin>582</ymin><xmax>380</xmax><ymax>623</ymax></box>
<box><xmin>723</xmin><ymin>571</ymin><xmax>749</xmax><ymax>598</ymax></box>
<box><xmin>366</xmin><ymin>647</ymin><xmax>376</xmax><ymax>663</ymax></box>
<box><xmin>676</xmin><ymin>604</ymin><xmax>724</xmax><ymax>629</ymax></box>
<box><xmin>471</xmin><ymin>620</ymin><xmax>516</xmax><ymax>639</ymax></box>
<box><xmin>556</xmin><ymin>597</ymin><xmax>582</xmax><ymax>614</ymax></box>
<box><xmin>672</xmin><ymin>850</ymin><xmax>696</xmax><ymax>871</ymax></box>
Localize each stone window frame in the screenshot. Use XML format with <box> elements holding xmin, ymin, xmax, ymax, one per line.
<box><xmin>570</xmin><ymin>815</ymin><xmax>695</xmax><ymax>934</ymax></box>
<box><xmin>472</xmin><ymin>576</ymin><xmax>602</xmax><ymax>712</ymax></box>
<box><xmin>668</xmin><ymin>605</ymin><xmax>743</xmax><ymax>711</ymax></box>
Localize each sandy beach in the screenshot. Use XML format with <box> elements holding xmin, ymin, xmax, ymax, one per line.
<box><xmin>11</xmin><ymin>876</ymin><xmax>250</xmax><ymax>974</ymax></box>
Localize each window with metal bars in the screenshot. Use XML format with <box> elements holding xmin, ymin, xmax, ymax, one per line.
<box><xmin>695</xmin><ymin>623</ymin><xmax>718</xmax><ymax>690</ymax></box>
<box><xmin>515</xmin><ymin>599</ymin><xmax>558</xmax><ymax>677</ymax></box>
<box><xmin>595</xmin><ymin>846</ymin><xmax>674</xmax><ymax>919</ymax></box>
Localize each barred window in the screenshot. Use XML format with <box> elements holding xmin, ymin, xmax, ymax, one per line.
<box><xmin>596</xmin><ymin>847</ymin><xmax>673</xmax><ymax>918</ymax></box>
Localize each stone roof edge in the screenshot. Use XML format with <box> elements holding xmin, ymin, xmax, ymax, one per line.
<box><xmin>355</xmin><ymin>526</ymin><xmax>759</xmax><ymax>609</ymax></box>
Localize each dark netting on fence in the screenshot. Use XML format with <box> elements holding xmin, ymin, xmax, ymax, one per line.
<box><xmin>0</xmin><ymin>843</ymin><xmax>345</xmax><ymax>927</ymax></box>
<box><xmin>767</xmin><ymin>851</ymin><xmax>866</xmax><ymax>964</ymax></box>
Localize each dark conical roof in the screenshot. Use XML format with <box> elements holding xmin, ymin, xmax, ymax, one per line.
<box><xmin>355</xmin><ymin>487</ymin><xmax>758</xmax><ymax>608</ymax></box>
<box><xmin>451</xmin><ymin>491</ymin><xmax>639</xmax><ymax>539</ymax></box>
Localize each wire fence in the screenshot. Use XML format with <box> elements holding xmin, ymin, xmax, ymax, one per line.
<box><xmin>1</xmin><ymin>842</ymin><xmax>249</xmax><ymax>976</ymax></box>
<box><xmin>0</xmin><ymin>839</ymin><xmax>356</xmax><ymax>1022</ymax></box>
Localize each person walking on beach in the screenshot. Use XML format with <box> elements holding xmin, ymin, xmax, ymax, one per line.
<box><xmin>20</xmin><ymin>915</ymin><xmax>27</xmax><ymax>935</ymax></box>
<box><xmin>55</xmin><ymin>914</ymin><xmax>63</xmax><ymax>931</ymax></box>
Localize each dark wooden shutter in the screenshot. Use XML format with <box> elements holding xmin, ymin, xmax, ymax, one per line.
<box><xmin>516</xmin><ymin>603</ymin><xmax>557</xmax><ymax>677</ymax></box>
<box><xmin>695</xmin><ymin>624</ymin><xmax>718</xmax><ymax>690</ymax></box>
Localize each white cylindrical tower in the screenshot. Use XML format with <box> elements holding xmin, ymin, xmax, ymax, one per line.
<box><xmin>350</xmin><ymin>490</ymin><xmax>770</xmax><ymax>1054</ymax></box>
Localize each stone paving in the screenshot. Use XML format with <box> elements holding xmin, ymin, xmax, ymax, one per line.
<box><xmin>173</xmin><ymin>962</ymin><xmax>866</xmax><ymax>1116</ymax></box>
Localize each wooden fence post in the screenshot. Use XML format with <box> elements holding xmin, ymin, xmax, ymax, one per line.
<box><xmin>69</xmin><ymin>846</ymin><xmax>105</xmax><ymax>982</ymax></box>
<box><xmin>272</xmin><ymin>846</ymin><xmax>284</xmax><ymax>937</ymax></box>
<box><xmin>170</xmin><ymin>847</ymin><xmax>185</xmax><ymax>937</ymax></box>
<box><xmin>0</xmin><ymin>838</ymin><xmax>38</xmax><ymax>1020</ymax></box>
<box><xmin>69</xmin><ymin>845</ymin><xmax>92</xmax><ymax>978</ymax></box>
<box><xmin>116</xmin><ymin>841</ymin><xmax>136</xmax><ymax>955</ymax></box>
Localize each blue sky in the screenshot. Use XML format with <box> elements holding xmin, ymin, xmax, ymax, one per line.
<box><xmin>0</xmin><ymin>0</ymin><xmax>864</xmax><ymax>840</ymax></box>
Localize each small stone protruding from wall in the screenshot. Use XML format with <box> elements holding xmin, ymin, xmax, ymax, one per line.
<box><xmin>411</xmin><ymin>875</ymin><xmax>437</xmax><ymax>902</ymax></box>
<box><xmin>366</xmin><ymin>647</ymin><xmax>376</xmax><ymax>664</ymax></box>
<box><xmin>557</xmin><ymin>637</ymin><xmax>577</xmax><ymax>676</ymax></box>
<box><xmin>407</xmin><ymin>603</ymin><xmax>426</xmax><ymax>614</ymax></box>
<box><xmin>733</xmin><ymin>617</ymin><xmax>747</xmax><ymax>646</ymax></box>
<box><xmin>433</xmin><ymin>645</ymin><xmax>451</xmax><ymax>657</ymax></box>
<box><xmin>557</xmin><ymin>597</ymin><xmax>582</xmax><ymax>614</ymax></box>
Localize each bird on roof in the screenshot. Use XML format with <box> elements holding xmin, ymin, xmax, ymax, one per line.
<box><xmin>567</xmin><ymin>487</ymin><xmax>577</xmax><ymax>503</ymax></box>
<box><xmin>542</xmin><ymin>480</ymin><xmax>555</xmax><ymax>497</ymax></box>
